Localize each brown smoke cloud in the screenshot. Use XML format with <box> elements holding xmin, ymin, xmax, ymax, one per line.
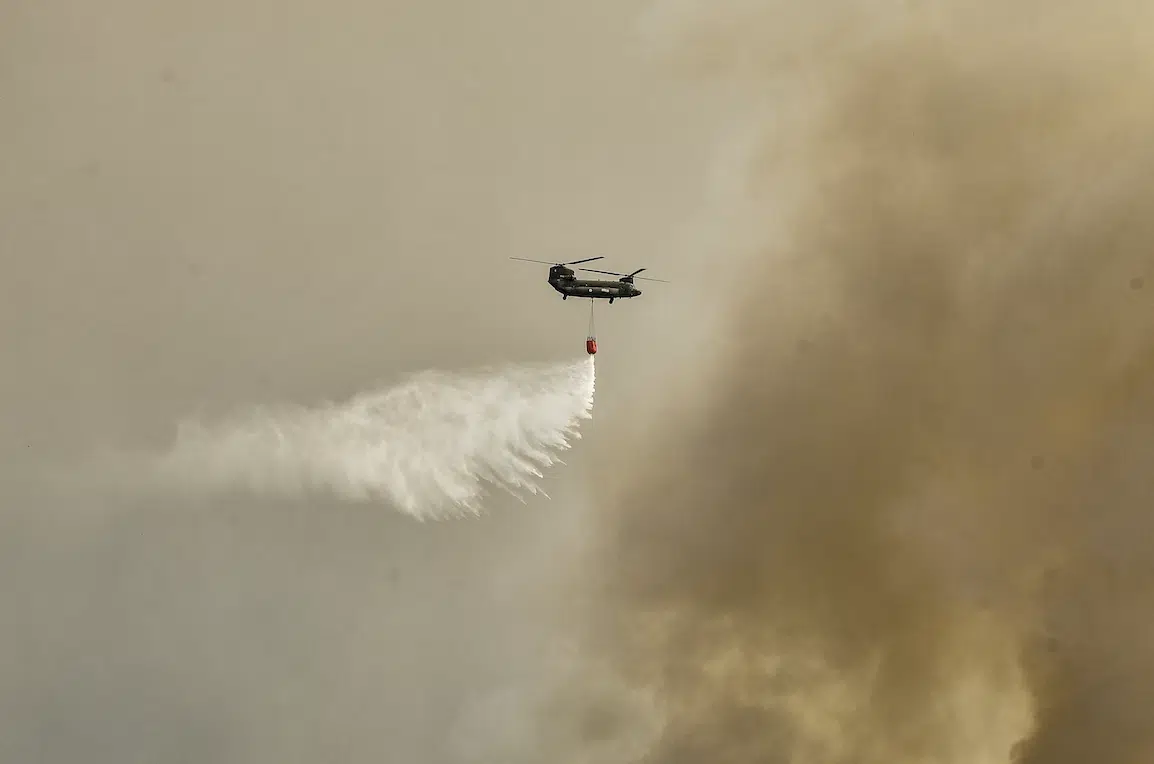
<box><xmin>559</xmin><ymin>1</ymin><xmax>1154</xmax><ymax>762</ymax></box>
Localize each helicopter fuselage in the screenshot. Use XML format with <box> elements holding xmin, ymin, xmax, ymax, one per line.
<box><xmin>548</xmin><ymin>276</ymin><xmax>641</xmax><ymax>301</ymax></box>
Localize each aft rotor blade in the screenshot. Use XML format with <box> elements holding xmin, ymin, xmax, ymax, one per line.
<box><xmin>627</xmin><ymin>267</ymin><xmax>673</xmax><ymax>282</ymax></box>
<box><xmin>578</xmin><ymin>266</ymin><xmax>671</xmax><ymax>283</ymax></box>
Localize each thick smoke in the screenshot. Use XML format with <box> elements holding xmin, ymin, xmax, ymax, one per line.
<box><xmin>552</xmin><ymin>1</ymin><xmax>1154</xmax><ymax>762</ymax></box>
<box><xmin>90</xmin><ymin>357</ymin><xmax>595</xmax><ymax>520</ymax></box>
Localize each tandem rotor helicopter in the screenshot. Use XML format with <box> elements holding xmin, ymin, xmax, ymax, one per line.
<box><xmin>508</xmin><ymin>256</ymin><xmax>669</xmax><ymax>304</ymax></box>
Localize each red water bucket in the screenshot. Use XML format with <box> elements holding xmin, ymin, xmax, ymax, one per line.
<box><xmin>586</xmin><ymin>338</ymin><xmax>597</xmax><ymax>355</ymax></box>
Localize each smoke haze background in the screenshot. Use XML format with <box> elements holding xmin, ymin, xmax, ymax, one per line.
<box><xmin>544</xmin><ymin>1</ymin><xmax>1154</xmax><ymax>763</ymax></box>
<box><xmin>7</xmin><ymin>0</ymin><xmax>1154</xmax><ymax>762</ymax></box>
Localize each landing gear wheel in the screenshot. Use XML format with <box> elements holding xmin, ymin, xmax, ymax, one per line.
<box><xmin>608</xmin><ymin>298</ymin><xmax>614</xmax><ymax>304</ymax></box>
<box><xmin>562</xmin><ymin>295</ymin><xmax>567</xmax><ymax>300</ymax></box>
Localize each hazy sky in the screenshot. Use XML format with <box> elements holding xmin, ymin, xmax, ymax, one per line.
<box><xmin>9</xmin><ymin>1</ymin><xmax>1154</xmax><ymax>762</ymax></box>
<box><xmin>1</xmin><ymin>1</ymin><xmax>729</xmax><ymax>761</ymax></box>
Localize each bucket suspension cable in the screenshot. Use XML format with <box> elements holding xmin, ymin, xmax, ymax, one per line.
<box><xmin>585</xmin><ymin>300</ymin><xmax>598</xmax><ymax>355</ymax></box>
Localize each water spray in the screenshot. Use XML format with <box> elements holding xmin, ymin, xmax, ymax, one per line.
<box><xmin>94</xmin><ymin>356</ymin><xmax>596</xmax><ymax>521</ymax></box>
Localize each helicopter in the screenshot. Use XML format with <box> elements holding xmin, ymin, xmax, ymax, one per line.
<box><xmin>509</xmin><ymin>256</ymin><xmax>668</xmax><ymax>304</ymax></box>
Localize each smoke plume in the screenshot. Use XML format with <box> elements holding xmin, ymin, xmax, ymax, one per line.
<box><xmin>92</xmin><ymin>357</ymin><xmax>595</xmax><ymax>520</ymax></box>
<box><xmin>545</xmin><ymin>1</ymin><xmax>1154</xmax><ymax>762</ymax></box>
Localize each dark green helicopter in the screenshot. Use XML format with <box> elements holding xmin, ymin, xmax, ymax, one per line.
<box><xmin>509</xmin><ymin>256</ymin><xmax>669</xmax><ymax>304</ymax></box>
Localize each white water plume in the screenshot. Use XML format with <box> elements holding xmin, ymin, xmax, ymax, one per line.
<box><xmin>124</xmin><ymin>356</ymin><xmax>596</xmax><ymax>520</ymax></box>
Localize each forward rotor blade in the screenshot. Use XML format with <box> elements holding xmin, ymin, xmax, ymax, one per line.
<box><xmin>509</xmin><ymin>257</ymin><xmax>561</xmax><ymax>265</ymax></box>
<box><xmin>509</xmin><ymin>256</ymin><xmax>606</xmax><ymax>267</ymax></box>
